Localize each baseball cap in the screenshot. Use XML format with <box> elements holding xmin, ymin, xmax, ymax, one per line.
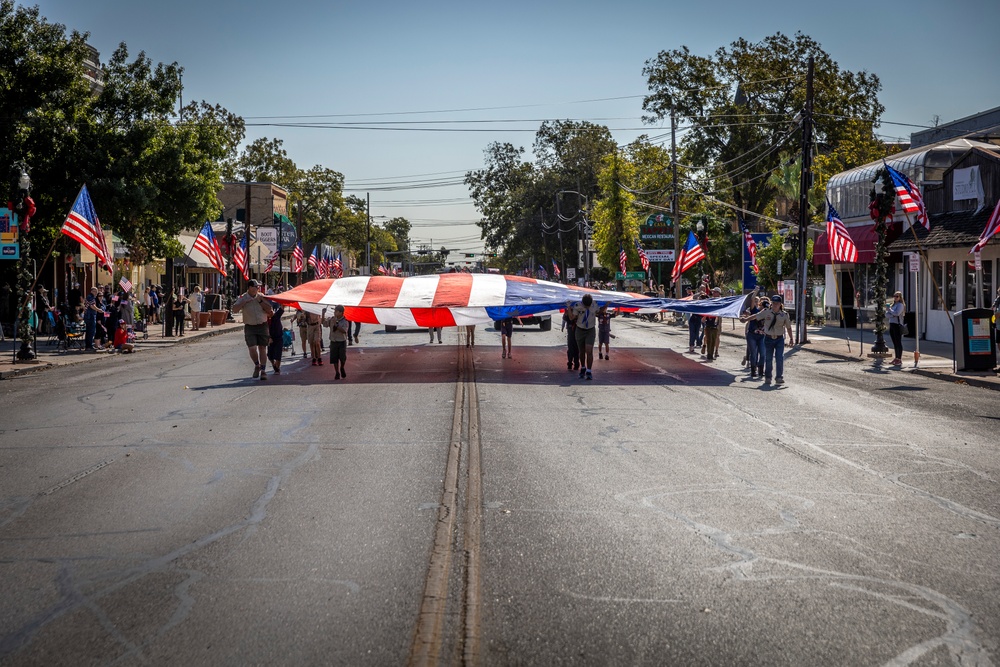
<box><xmin>770</xmin><ymin>294</ymin><xmax>783</xmax><ymax>303</ymax></box>
<box><xmin>247</xmin><ymin>279</ymin><xmax>261</xmax><ymax>287</ymax></box>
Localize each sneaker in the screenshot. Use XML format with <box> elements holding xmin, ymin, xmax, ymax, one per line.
<box><xmin>579</xmin><ymin>369</ymin><xmax>586</xmax><ymax>379</ymax></box>
<box><xmin>335</xmin><ymin>373</ymin><xmax>340</xmax><ymax>380</ymax></box>
<box><xmin>318</xmin><ymin>359</ymin><xmax>323</xmax><ymax>366</ymax></box>
<box><xmin>688</xmin><ymin>347</ymin><xmax>695</xmax><ymax>353</ymax></box>
<box><xmin>599</xmin><ymin>353</ymin><xmax>603</xmax><ymax>360</ymax></box>
<box><xmin>354</xmin><ymin>336</ymin><xmax>359</xmax><ymax>344</ymax></box>
<box><xmin>259</xmin><ymin>370</ymin><xmax>267</xmax><ymax>381</ymax></box>
<box><xmin>586</xmin><ymin>371</ymin><xmax>592</xmax><ymax>381</ymax></box>
<box><xmin>311</xmin><ymin>359</ymin><xmax>317</xmax><ymax>366</ymax></box>
<box><xmin>750</xmin><ymin>372</ymin><xmax>757</xmax><ymax>379</ymax></box>
<box><xmin>273</xmin><ymin>368</ymin><xmax>281</xmax><ymax>375</ymax></box>
<box><xmin>438</xmin><ymin>340</ymin><xmax>442</xmax><ymax>344</ymax></box>
<box><xmin>775</xmin><ymin>377</ymin><xmax>784</xmax><ymax>385</ymax></box>
<box><xmin>764</xmin><ymin>377</ymin><xmax>772</xmax><ymax>384</ymax></box>
<box><xmin>567</xmin><ymin>361</ymin><xmax>572</xmax><ymax>370</ymax></box>
<box><xmin>253</xmin><ymin>365</ymin><xmax>261</xmax><ymax>378</ymax></box>
<box><xmin>340</xmin><ymin>369</ymin><xmax>346</xmax><ymax>378</ymax></box>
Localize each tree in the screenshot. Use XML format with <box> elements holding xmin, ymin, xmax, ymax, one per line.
<box><xmin>592</xmin><ymin>152</ymin><xmax>637</xmax><ymax>273</ymax></box>
<box><xmin>642</xmin><ymin>32</ymin><xmax>884</xmax><ymax>220</ymax></box>
<box><xmin>221</xmin><ymin>136</ymin><xmax>298</xmax><ymax>188</ymax></box>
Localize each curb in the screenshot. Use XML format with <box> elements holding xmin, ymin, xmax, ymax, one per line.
<box><xmin>0</xmin><ymin>326</ymin><xmax>240</xmax><ymax>381</ymax></box>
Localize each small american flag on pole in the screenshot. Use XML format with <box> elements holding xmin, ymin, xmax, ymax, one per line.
<box><xmin>738</xmin><ymin>216</ymin><xmax>758</xmax><ymax>274</ymax></box>
<box><xmin>61</xmin><ymin>185</ymin><xmax>113</xmax><ymax>272</ymax></box>
<box><xmin>332</xmin><ymin>253</ymin><xmax>343</xmax><ymax>278</ymax></box>
<box><xmin>119</xmin><ymin>277</ymin><xmax>133</xmax><ymax>293</ymax></box>
<box><xmin>971</xmin><ymin>197</ymin><xmax>1000</xmax><ymax>254</ymax></box>
<box><xmin>292</xmin><ymin>242</ymin><xmax>304</xmax><ymax>273</ymax></box>
<box><xmin>671</xmin><ymin>231</ymin><xmax>706</xmax><ymax>280</ymax></box>
<box><xmin>619</xmin><ymin>245</ymin><xmax>628</xmax><ymax>275</ymax></box>
<box><xmin>233</xmin><ymin>234</ymin><xmax>250</xmax><ymax>280</ymax></box>
<box><xmin>885</xmin><ymin>162</ymin><xmax>929</xmax><ymax>230</ymax></box>
<box><xmin>192</xmin><ymin>221</ymin><xmax>227</xmax><ymax>277</ymax></box>
<box><xmin>634</xmin><ymin>239</ymin><xmax>650</xmax><ymax>274</ymax></box>
<box><xmin>826</xmin><ymin>200</ymin><xmax>858</xmax><ymax>263</ymax></box>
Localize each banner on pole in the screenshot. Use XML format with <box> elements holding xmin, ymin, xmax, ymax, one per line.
<box><xmin>0</xmin><ymin>208</ymin><xmax>20</xmax><ymax>259</ymax></box>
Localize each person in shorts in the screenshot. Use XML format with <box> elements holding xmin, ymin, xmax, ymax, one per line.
<box><xmin>498</xmin><ymin>317</ymin><xmax>514</xmax><ymax>358</ymax></box>
<box><xmin>597</xmin><ymin>305</ymin><xmax>616</xmax><ymax>360</ymax></box>
<box><xmin>232</xmin><ymin>279</ymin><xmax>274</xmax><ymax>380</ymax></box>
<box><xmin>566</xmin><ymin>294</ymin><xmax>599</xmax><ymax>380</ymax></box>
<box><xmin>323</xmin><ymin>305</ymin><xmax>350</xmax><ymax>380</ymax></box>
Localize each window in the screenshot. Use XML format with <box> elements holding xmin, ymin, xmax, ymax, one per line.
<box><xmin>964</xmin><ymin>259</ymin><xmax>993</xmax><ymax>308</ymax></box>
<box><xmin>932</xmin><ymin>261</ymin><xmax>957</xmax><ymax>311</ymax></box>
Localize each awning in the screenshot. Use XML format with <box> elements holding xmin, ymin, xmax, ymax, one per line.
<box><xmin>813</xmin><ymin>223</ymin><xmax>903</xmax><ymax>265</ymax></box>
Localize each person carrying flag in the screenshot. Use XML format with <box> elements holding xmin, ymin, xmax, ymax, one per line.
<box><xmin>566</xmin><ymin>294</ymin><xmax>600</xmax><ymax>380</ymax></box>
<box><xmin>740</xmin><ymin>294</ymin><xmax>794</xmax><ymax>386</ymax></box>
<box><xmin>232</xmin><ymin>279</ymin><xmax>274</xmax><ymax>380</ymax></box>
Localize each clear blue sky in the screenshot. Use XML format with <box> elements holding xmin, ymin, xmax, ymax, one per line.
<box><xmin>30</xmin><ymin>0</ymin><xmax>1000</xmax><ymax>257</ymax></box>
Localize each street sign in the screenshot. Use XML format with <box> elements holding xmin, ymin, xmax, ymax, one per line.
<box><xmin>909</xmin><ymin>253</ymin><xmax>920</xmax><ymax>272</ymax></box>
<box><xmin>567</xmin><ymin>267</ymin><xmax>576</xmax><ymax>280</ymax></box>
<box><xmin>616</xmin><ymin>271</ymin><xmax>647</xmax><ymax>280</ymax></box>
<box><xmin>645</xmin><ymin>249</ymin><xmax>675</xmax><ymax>262</ymax></box>
<box><xmin>0</xmin><ymin>208</ymin><xmax>19</xmax><ymax>260</ymax></box>
<box><xmin>974</xmin><ymin>251</ymin><xmax>982</xmax><ymax>271</ymax></box>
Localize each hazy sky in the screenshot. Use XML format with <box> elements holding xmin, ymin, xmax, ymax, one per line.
<box><xmin>29</xmin><ymin>0</ymin><xmax>1000</xmax><ymax>257</ymax></box>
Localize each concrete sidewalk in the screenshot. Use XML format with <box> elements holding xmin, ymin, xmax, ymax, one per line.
<box><xmin>0</xmin><ymin>316</ymin><xmax>244</xmax><ymax>380</ymax></box>
<box><xmin>716</xmin><ymin>319</ymin><xmax>1000</xmax><ymax>391</ymax></box>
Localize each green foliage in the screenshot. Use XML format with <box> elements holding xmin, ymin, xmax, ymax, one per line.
<box><xmin>752</xmin><ymin>223</ymin><xmax>814</xmax><ymax>291</ymax></box>
<box><xmin>592</xmin><ymin>153</ymin><xmax>637</xmax><ymax>271</ymax></box>
<box><xmin>221</xmin><ymin>137</ymin><xmax>298</xmax><ymax>188</ymax></box>
<box><xmin>642</xmin><ymin>31</ymin><xmax>884</xmax><ymax>220</ymax></box>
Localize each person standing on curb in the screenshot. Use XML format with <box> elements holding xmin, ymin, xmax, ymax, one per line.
<box><xmin>232</xmin><ymin>279</ymin><xmax>274</xmax><ymax>381</ymax></box>
<box><xmin>189</xmin><ymin>286</ymin><xmax>203</xmax><ymax>331</ymax></box>
<box><xmin>741</xmin><ymin>294</ymin><xmax>793</xmax><ymax>385</ymax></box>
<box><xmin>323</xmin><ymin>305</ymin><xmax>350</xmax><ymax>380</ymax></box>
<box><xmin>887</xmin><ymin>291</ymin><xmax>906</xmax><ymax>366</ymax></box>
<box><xmin>83</xmin><ymin>287</ymin><xmax>101</xmax><ymax>351</ymax></box>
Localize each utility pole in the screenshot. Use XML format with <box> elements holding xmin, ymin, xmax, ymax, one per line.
<box><xmin>366</xmin><ymin>192</ymin><xmax>371</xmax><ymax>275</ymax></box>
<box><xmin>796</xmin><ymin>56</ymin><xmax>814</xmax><ymax>345</ymax></box>
<box><xmin>671</xmin><ymin>112</ymin><xmax>681</xmax><ymax>298</ymax></box>
<box><xmin>296</xmin><ymin>202</ymin><xmax>303</xmax><ymax>286</ymax></box>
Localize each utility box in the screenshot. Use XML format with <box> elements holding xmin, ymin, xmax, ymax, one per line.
<box><xmin>952</xmin><ymin>308</ymin><xmax>996</xmax><ymax>372</ymax></box>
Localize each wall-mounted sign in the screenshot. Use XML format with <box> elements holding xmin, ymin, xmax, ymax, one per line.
<box><xmin>0</xmin><ymin>208</ymin><xmax>19</xmax><ymax>260</ymax></box>
<box><xmin>640</xmin><ymin>212</ymin><xmax>673</xmax><ymax>240</ymax></box>
<box><xmin>645</xmin><ymin>249</ymin><xmax>675</xmax><ymax>262</ymax></box>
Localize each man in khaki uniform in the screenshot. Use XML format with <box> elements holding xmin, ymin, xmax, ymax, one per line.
<box><xmin>232</xmin><ymin>279</ymin><xmax>274</xmax><ymax>380</ymax></box>
<box><xmin>740</xmin><ymin>294</ymin><xmax>793</xmax><ymax>385</ymax></box>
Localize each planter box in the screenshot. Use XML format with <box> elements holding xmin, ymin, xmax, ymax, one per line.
<box><xmin>197</xmin><ymin>312</ymin><xmax>210</xmax><ymax>327</ymax></box>
<box><xmin>209</xmin><ymin>310</ymin><xmax>228</xmax><ymax>326</ymax></box>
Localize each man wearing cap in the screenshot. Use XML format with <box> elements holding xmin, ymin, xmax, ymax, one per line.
<box><xmin>740</xmin><ymin>294</ymin><xmax>793</xmax><ymax>385</ymax></box>
<box><xmin>232</xmin><ymin>279</ymin><xmax>274</xmax><ymax>380</ymax></box>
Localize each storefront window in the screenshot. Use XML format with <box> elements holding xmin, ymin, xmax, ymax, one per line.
<box><xmin>932</xmin><ymin>261</ymin><xmax>957</xmax><ymax>311</ymax></box>
<box><xmin>964</xmin><ymin>259</ymin><xmax>993</xmax><ymax>308</ymax></box>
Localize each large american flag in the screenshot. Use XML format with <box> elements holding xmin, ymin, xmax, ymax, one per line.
<box><xmin>332</xmin><ymin>252</ymin><xmax>343</xmax><ymax>278</ymax></box>
<box><xmin>634</xmin><ymin>239</ymin><xmax>650</xmax><ymax>274</ymax></box>
<box><xmin>192</xmin><ymin>221</ymin><xmax>228</xmax><ymax>277</ymax></box>
<box><xmin>292</xmin><ymin>242</ymin><xmax>304</xmax><ymax>273</ymax></box>
<box><xmin>971</xmin><ymin>197</ymin><xmax>1000</xmax><ymax>254</ymax></box>
<box><xmin>671</xmin><ymin>231</ymin><xmax>706</xmax><ymax>280</ymax></box>
<box><xmin>619</xmin><ymin>245</ymin><xmax>628</xmax><ymax>275</ymax></box>
<box><xmin>233</xmin><ymin>234</ymin><xmax>250</xmax><ymax>280</ymax></box>
<box><xmin>826</xmin><ymin>200</ymin><xmax>858</xmax><ymax>263</ymax></box>
<box><xmin>885</xmin><ymin>163</ymin><xmax>929</xmax><ymax>230</ymax></box>
<box><xmin>738</xmin><ymin>216</ymin><xmax>758</xmax><ymax>274</ymax></box>
<box><xmin>61</xmin><ymin>185</ymin><xmax>113</xmax><ymax>272</ymax></box>
<box><xmin>307</xmin><ymin>245</ymin><xmax>319</xmax><ymax>273</ymax></box>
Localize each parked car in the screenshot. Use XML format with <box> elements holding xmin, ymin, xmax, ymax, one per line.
<box><xmin>493</xmin><ymin>314</ymin><xmax>552</xmax><ymax>331</ymax></box>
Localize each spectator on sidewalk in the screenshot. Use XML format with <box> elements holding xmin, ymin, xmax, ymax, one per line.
<box><xmin>171</xmin><ymin>289</ymin><xmax>188</xmax><ymax>337</ymax></box>
<box><xmin>83</xmin><ymin>287</ymin><xmax>101</xmax><ymax>351</ymax></box>
<box><xmin>189</xmin><ymin>286</ymin><xmax>203</xmax><ymax>331</ymax></box>
<box><xmin>112</xmin><ymin>319</ymin><xmax>135</xmax><ymax>354</ymax></box>
<box><xmin>887</xmin><ymin>291</ymin><xmax>906</xmax><ymax>366</ymax></box>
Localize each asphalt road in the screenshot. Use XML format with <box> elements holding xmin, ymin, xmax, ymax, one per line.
<box><xmin>0</xmin><ymin>318</ymin><xmax>997</xmax><ymax>666</ymax></box>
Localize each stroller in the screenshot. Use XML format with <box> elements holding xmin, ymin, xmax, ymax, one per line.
<box><xmin>282</xmin><ymin>328</ymin><xmax>293</xmax><ymax>350</ymax></box>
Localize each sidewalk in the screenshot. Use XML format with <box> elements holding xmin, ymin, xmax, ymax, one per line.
<box><xmin>0</xmin><ymin>316</ymin><xmax>244</xmax><ymax>380</ymax></box>
<box><xmin>716</xmin><ymin>320</ymin><xmax>1000</xmax><ymax>392</ymax></box>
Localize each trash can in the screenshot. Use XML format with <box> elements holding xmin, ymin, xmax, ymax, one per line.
<box><xmin>952</xmin><ymin>308</ymin><xmax>997</xmax><ymax>371</ymax></box>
